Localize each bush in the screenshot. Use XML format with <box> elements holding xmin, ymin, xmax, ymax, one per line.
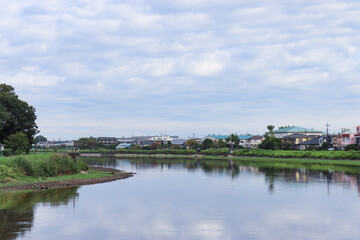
<box><xmin>13</xmin><ymin>154</ymin><xmax>87</xmax><ymax>177</ymax></box>
<box><xmin>201</xmin><ymin>148</ymin><xmax>228</xmax><ymax>155</ymax></box>
<box><xmin>0</xmin><ymin>164</ymin><xmax>16</xmax><ymax>179</ymax></box>
<box><xmin>2</xmin><ymin>149</ymin><xmax>12</xmax><ymax>157</ymax></box>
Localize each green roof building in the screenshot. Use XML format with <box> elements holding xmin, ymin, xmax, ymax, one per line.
<box><xmin>273</xmin><ymin>126</ymin><xmax>323</xmax><ymax>138</ymax></box>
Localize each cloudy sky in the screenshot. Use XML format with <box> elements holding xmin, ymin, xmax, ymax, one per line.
<box><xmin>1</xmin><ymin>0</ymin><xmax>360</xmax><ymax>140</ymax></box>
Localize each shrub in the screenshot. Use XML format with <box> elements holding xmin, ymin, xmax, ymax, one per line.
<box><xmin>2</xmin><ymin>149</ymin><xmax>12</xmax><ymax>157</ymax></box>
<box><xmin>0</xmin><ymin>164</ymin><xmax>16</xmax><ymax>179</ymax></box>
<box><xmin>201</xmin><ymin>148</ymin><xmax>228</xmax><ymax>155</ymax></box>
<box><xmin>13</xmin><ymin>154</ymin><xmax>87</xmax><ymax>177</ymax></box>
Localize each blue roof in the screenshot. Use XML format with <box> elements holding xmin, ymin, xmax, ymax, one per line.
<box><xmin>209</xmin><ymin>135</ymin><xmax>228</xmax><ymax>140</ymax></box>
<box><xmin>209</xmin><ymin>135</ymin><xmax>253</xmax><ymax>140</ymax></box>
<box><xmin>273</xmin><ymin>126</ymin><xmax>322</xmax><ymax>133</ymax></box>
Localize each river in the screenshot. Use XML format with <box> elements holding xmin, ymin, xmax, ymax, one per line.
<box><xmin>1</xmin><ymin>157</ymin><xmax>360</xmax><ymax>240</ymax></box>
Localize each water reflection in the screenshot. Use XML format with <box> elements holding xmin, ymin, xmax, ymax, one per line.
<box><xmin>1</xmin><ymin>157</ymin><xmax>360</xmax><ymax>240</ymax></box>
<box><xmin>83</xmin><ymin>157</ymin><xmax>360</xmax><ymax>195</ymax></box>
<box><xmin>0</xmin><ymin>188</ymin><xmax>79</xmax><ymax>240</ymax></box>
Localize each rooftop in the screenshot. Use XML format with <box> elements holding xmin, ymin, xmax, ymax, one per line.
<box><xmin>273</xmin><ymin>126</ymin><xmax>322</xmax><ymax>133</ymax></box>
<box><xmin>209</xmin><ymin>135</ymin><xmax>253</xmax><ymax>140</ymax></box>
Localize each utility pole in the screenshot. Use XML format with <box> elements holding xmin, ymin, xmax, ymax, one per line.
<box><xmin>340</xmin><ymin>128</ymin><xmax>345</xmax><ymax>150</ymax></box>
<box><xmin>326</xmin><ymin>123</ymin><xmax>330</xmax><ymax>137</ymax></box>
<box><xmin>326</xmin><ymin>123</ymin><xmax>332</xmax><ymax>148</ymax></box>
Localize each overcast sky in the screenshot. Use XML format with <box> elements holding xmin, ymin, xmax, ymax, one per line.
<box><xmin>1</xmin><ymin>0</ymin><xmax>360</xmax><ymax>140</ymax></box>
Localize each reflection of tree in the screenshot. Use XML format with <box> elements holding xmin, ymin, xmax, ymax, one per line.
<box><xmin>0</xmin><ymin>187</ymin><xmax>79</xmax><ymax>240</ymax></box>
<box><xmin>88</xmin><ymin>157</ymin><xmax>360</xmax><ymax>194</ymax></box>
<box><xmin>0</xmin><ymin>209</ymin><xmax>33</xmax><ymax>240</ymax></box>
<box><xmin>80</xmin><ymin>156</ymin><xmax>118</xmax><ymax>167</ymax></box>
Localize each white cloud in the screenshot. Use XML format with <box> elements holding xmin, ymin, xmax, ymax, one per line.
<box><xmin>1</xmin><ymin>0</ymin><xmax>360</xmax><ymax>139</ymax></box>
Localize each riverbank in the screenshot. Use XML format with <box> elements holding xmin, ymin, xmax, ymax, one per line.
<box><xmin>0</xmin><ymin>166</ymin><xmax>134</xmax><ymax>191</ymax></box>
<box><xmin>0</xmin><ymin>153</ymin><xmax>134</xmax><ymax>191</ymax></box>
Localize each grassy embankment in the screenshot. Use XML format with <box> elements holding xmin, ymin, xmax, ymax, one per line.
<box><xmin>33</xmin><ymin>148</ymin><xmax>360</xmax><ymax>168</ymax></box>
<box><xmin>35</xmin><ymin>148</ymin><xmax>360</xmax><ymax>160</ymax></box>
<box><xmin>0</xmin><ymin>153</ymin><xmax>127</xmax><ymax>189</ymax></box>
<box><xmin>111</xmin><ymin>148</ymin><xmax>360</xmax><ymax>167</ymax></box>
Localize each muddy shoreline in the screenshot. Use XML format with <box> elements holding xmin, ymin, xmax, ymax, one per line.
<box><xmin>0</xmin><ymin>166</ymin><xmax>135</xmax><ymax>192</ymax></box>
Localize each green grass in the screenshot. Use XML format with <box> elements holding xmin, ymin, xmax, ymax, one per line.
<box><xmin>232</xmin><ymin>149</ymin><xmax>360</xmax><ymax>160</ymax></box>
<box><xmin>0</xmin><ymin>153</ymin><xmax>108</xmax><ymax>188</ymax></box>
<box><xmin>0</xmin><ymin>168</ymin><xmax>123</xmax><ymax>189</ymax></box>
<box><xmin>0</xmin><ymin>153</ymin><xmax>88</xmax><ymax>180</ymax></box>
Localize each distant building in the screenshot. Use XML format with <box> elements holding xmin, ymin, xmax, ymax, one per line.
<box><xmin>97</xmin><ymin>137</ymin><xmax>118</xmax><ymax>145</ymax></box>
<box><xmin>170</xmin><ymin>139</ymin><xmax>186</xmax><ymax>147</ymax></box>
<box><xmin>245</xmin><ymin>135</ymin><xmax>264</xmax><ymax>149</ymax></box>
<box><xmin>148</xmin><ymin>135</ymin><xmax>173</xmax><ymax>141</ymax></box>
<box><xmin>36</xmin><ymin>141</ymin><xmax>74</xmax><ymax>148</ymax></box>
<box><xmin>355</xmin><ymin>126</ymin><xmax>360</xmax><ymax>150</ymax></box>
<box><xmin>203</xmin><ymin>135</ymin><xmax>229</xmax><ymax>141</ymax></box>
<box><xmin>299</xmin><ymin>136</ymin><xmax>331</xmax><ymax>150</ymax></box>
<box><xmin>273</xmin><ymin>126</ymin><xmax>323</xmax><ymax>139</ymax></box>
<box><xmin>203</xmin><ymin>134</ymin><xmax>262</xmax><ymax>148</ymax></box>
<box><xmin>331</xmin><ymin>134</ymin><xmax>342</xmax><ymax>150</ymax></box>
<box><xmin>341</xmin><ymin>129</ymin><xmax>356</xmax><ymax>150</ymax></box>
<box><xmin>282</xmin><ymin>133</ymin><xmax>316</xmax><ymax>150</ymax></box>
<box><xmin>117</xmin><ymin>135</ymin><xmax>173</xmax><ymax>145</ymax></box>
<box><xmin>238</xmin><ymin>135</ymin><xmax>254</xmax><ymax>148</ymax></box>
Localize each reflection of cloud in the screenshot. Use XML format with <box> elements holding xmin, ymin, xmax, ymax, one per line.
<box><xmin>192</xmin><ymin>220</ymin><xmax>227</xmax><ymax>239</ymax></box>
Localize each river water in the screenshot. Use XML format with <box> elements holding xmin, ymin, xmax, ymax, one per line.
<box><xmin>1</xmin><ymin>157</ymin><xmax>360</xmax><ymax>240</ymax></box>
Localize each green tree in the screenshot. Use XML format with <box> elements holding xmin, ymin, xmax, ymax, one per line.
<box><xmin>186</xmin><ymin>139</ymin><xmax>197</xmax><ymax>149</ymax></box>
<box><xmin>75</xmin><ymin>137</ymin><xmax>97</xmax><ymax>149</ymax></box>
<box><xmin>226</xmin><ymin>134</ymin><xmax>240</xmax><ymax>148</ymax></box>
<box><xmin>258</xmin><ymin>134</ymin><xmax>282</xmax><ymax>150</ymax></box>
<box><xmin>201</xmin><ymin>138</ymin><xmax>214</xmax><ymax>150</ymax></box>
<box><xmin>267</xmin><ymin>125</ymin><xmax>275</xmax><ymax>135</ymax></box>
<box><xmin>4</xmin><ymin>132</ymin><xmax>29</xmax><ymax>155</ymax></box>
<box><xmin>0</xmin><ymin>84</ymin><xmax>38</xmax><ymax>148</ymax></box>
<box><xmin>213</xmin><ymin>139</ymin><xmax>226</xmax><ymax>148</ymax></box>
<box><xmin>34</xmin><ymin>135</ymin><xmax>47</xmax><ymax>143</ymax></box>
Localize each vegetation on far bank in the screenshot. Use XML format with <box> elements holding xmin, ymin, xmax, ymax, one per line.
<box><xmin>34</xmin><ymin>147</ymin><xmax>360</xmax><ymax>160</ymax></box>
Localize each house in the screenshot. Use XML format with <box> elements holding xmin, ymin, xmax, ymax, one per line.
<box><xmin>299</xmin><ymin>136</ymin><xmax>331</xmax><ymax>150</ymax></box>
<box><xmin>203</xmin><ymin>135</ymin><xmax>229</xmax><ymax>142</ymax></box>
<box><xmin>273</xmin><ymin>126</ymin><xmax>323</xmax><ymax>139</ymax></box>
<box><xmin>282</xmin><ymin>134</ymin><xmax>315</xmax><ymax>150</ymax></box>
<box><xmin>331</xmin><ymin>134</ymin><xmax>341</xmax><ymax>150</ymax></box>
<box><xmin>203</xmin><ymin>134</ymin><xmax>260</xmax><ymax>148</ymax></box>
<box><xmin>170</xmin><ymin>139</ymin><xmax>187</xmax><ymax>147</ymax></box>
<box><xmin>354</xmin><ymin>126</ymin><xmax>360</xmax><ymax>149</ymax></box>
<box><xmin>238</xmin><ymin>135</ymin><xmax>254</xmax><ymax>148</ymax></box>
<box><xmin>97</xmin><ymin>137</ymin><xmax>118</xmax><ymax>145</ymax></box>
<box><xmin>341</xmin><ymin>129</ymin><xmax>356</xmax><ymax>150</ymax></box>
<box><xmin>247</xmin><ymin>135</ymin><xmax>264</xmax><ymax>149</ymax></box>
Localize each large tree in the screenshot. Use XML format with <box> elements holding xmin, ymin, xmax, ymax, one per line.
<box><xmin>0</xmin><ymin>84</ymin><xmax>38</xmax><ymax>147</ymax></box>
